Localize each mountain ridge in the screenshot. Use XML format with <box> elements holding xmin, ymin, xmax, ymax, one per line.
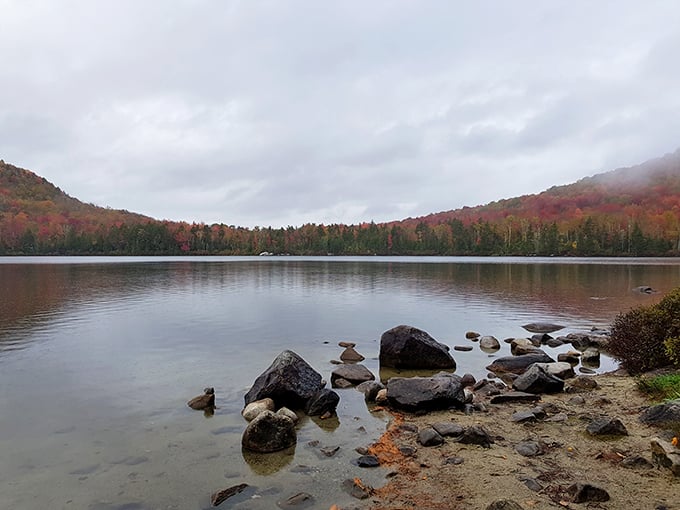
<box><xmin>1</xmin><ymin>150</ymin><xmax>679</xmax><ymax>256</ymax></box>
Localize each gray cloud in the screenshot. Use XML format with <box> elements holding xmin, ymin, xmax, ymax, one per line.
<box><xmin>1</xmin><ymin>1</ymin><xmax>679</xmax><ymax>227</ymax></box>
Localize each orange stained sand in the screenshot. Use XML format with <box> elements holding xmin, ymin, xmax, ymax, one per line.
<box><xmin>367</xmin><ymin>412</ymin><xmax>405</xmax><ymax>465</ymax></box>
<box><xmin>673</xmin><ymin>436</ymin><xmax>678</xmax><ymax>447</ymax></box>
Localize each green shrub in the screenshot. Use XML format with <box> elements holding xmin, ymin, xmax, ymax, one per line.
<box><xmin>637</xmin><ymin>373</ymin><xmax>680</xmax><ymax>402</ymax></box>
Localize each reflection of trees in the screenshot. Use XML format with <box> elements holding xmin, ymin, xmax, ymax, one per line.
<box><xmin>0</xmin><ymin>260</ymin><xmax>674</xmax><ymax>352</ymax></box>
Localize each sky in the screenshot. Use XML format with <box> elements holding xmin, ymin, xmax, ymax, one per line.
<box><xmin>1</xmin><ymin>1</ymin><xmax>679</xmax><ymax>228</ymax></box>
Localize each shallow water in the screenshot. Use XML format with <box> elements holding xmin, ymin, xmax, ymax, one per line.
<box><xmin>0</xmin><ymin>256</ymin><xmax>677</xmax><ymax>509</ymax></box>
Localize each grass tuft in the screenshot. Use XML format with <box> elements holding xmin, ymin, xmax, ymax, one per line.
<box><xmin>637</xmin><ymin>373</ymin><xmax>680</xmax><ymax>402</ymax></box>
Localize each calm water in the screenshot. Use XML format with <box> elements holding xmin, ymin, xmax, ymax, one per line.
<box><xmin>1</xmin><ymin>256</ymin><xmax>678</xmax><ymax>509</ymax></box>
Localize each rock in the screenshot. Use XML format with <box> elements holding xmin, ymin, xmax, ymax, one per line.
<box><xmin>460</xmin><ymin>373</ymin><xmax>476</xmax><ymax>387</ymax></box>
<box><xmin>586</xmin><ymin>417</ymin><xmax>628</xmax><ymax>436</ymax></box>
<box><xmin>510</xmin><ymin>338</ymin><xmax>541</xmax><ymax>355</ymax></box>
<box><xmin>567</xmin><ymin>483</ymin><xmax>610</xmax><ymax>503</ymax></box>
<box><xmin>557</xmin><ymin>352</ymin><xmax>580</xmax><ymax>364</ymax></box>
<box><xmin>521</xmin><ymin>477</ymin><xmax>543</xmax><ymax>492</ymax></box>
<box><xmin>566</xmin><ymin>375</ymin><xmax>598</xmax><ymax>392</ymax></box>
<box><xmin>545</xmin><ymin>337</ymin><xmax>565</xmax><ymax>348</ymax></box>
<box><xmin>650</xmin><ymin>437</ymin><xmax>680</xmax><ymax>476</ymax></box>
<box><xmin>432</xmin><ymin>422</ymin><xmax>464</xmax><ymax>437</ymax></box>
<box><xmin>355</xmin><ymin>381</ymin><xmax>384</xmax><ymax>402</ymax></box>
<box><xmin>386</xmin><ymin>373</ymin><xmax>465</xmax><ymax>412</ymax></box>
<box><xmin>342</xmin><ymin>478</ymin><xmax>372</xmax><ymax>499</ymax></box>
<box><xmin>568</xmin><ymin>395</ymin><xmax>586</xmax><ymax>405</ymax></box>
<box><xmin>512</xmin><ymin>364</ymin><xmax>564</xmax><ymax>394</ymax></box>
<box><xmin>331</xmin><ymin>364</ymin><xmax>375</xmax><ymax>387</ymax></box>
<box><xmin>639</xmin><ymin>399</ymin><xmax>680</xmax><ymax>428</ymax></box>
<box><xmin>443</xmin><ymin>456</ymin><xmax>464</xmax><ymax>465</ymax></box>
<box><xmin>579</xmin><ymin>366</ymin><xmax>596</xmax><ymax>374</ymax></box>
<box><xmin>187</xmin><ymin>387</ymin><xmax>215</xmax><ymax>410</ymax></box>
<box><xmin>479</xmin><ymin>335</ymin><xmax>501</xmax><ymax>351</ymax></box>
<box><xmin>333</xmin><ymin>378</ymin><xmax>353</xmax><ymax>389</ymax></box>
<box><xmin>566</xmin><ymin>333</ymin><xmax>592</xmax><ymax>350</ymax></box>
<box><xmin>211</xmin><ymin>483</ymin><xmax>249</xmax><ymax>506</ymax></box>
<box><xmin>532</xmin><ymin>362</ymin><xmax>575</xmax><ymax>380</ymax></box>
<box><xmin>418</xmin><ymin>427</ymin><xmax>444</xmax><ymax>446</ymax></box>
<box><xmin>454</xmin><ymin>345</ymin><xmax>473</xmax><ymax>352</ymax></box>
<box><xmin>486</xmin><ymin>500</ymin><xmax>525</xmax><ymax>510</ymax></box>
<box><xmin>531</xmin><ymin>333</ymin><xmax>552</xmax><ymax>345</ymax></box>
<box><xmin>276</xmin><ymin>407</ymin><xmax>299</xmax><ymax>423</ymax></box>
<box><xmin>486</xmin><ymin>352</ymin><xmax>555</xmax><ymax>375</ymax></box>
<box><xmin>340</xmin><ymin>346</ymin><xmax>365</xmax><ymax>362</ymax></box>
<box><xmin>375</xmin><ymin>388</ymin><xmax>388</xmax><ymax>403</ymax></box>
<box><xmin>632</xmin><ymin>285</ymin><xmax>657</xmax><ymax>294</ymax></box>
<box><xmin>457</xmin><ymin>425</ymin><xmax>493</xmax><ymax>448</ymax></box>
<box><xmin>355</xmin><ymin>455</ymin><xmax>380</xmax><ymax>467</ymax></box>
<box><xmin>511</xmin><ymin>410</ymin><xmax>538</xmax><ymax>423</ymax></box>
<box><xmin>581</xmin><ymin>347</ymin><xmax>601</xmax><ymax>365</ymax></box>
<box><xmin>244</xmin><ymin>350</ymin><xmax>324</xmax><ymax>409</ymax></box>
<box><xmin>242</xmin><ymin>410</ymin><xmax>296</xmax><ymax>453</ymax></box>
<box><xmin>545</xmin><ymin>412</ymin><xmax>568</xmax><ymax>423</ymax></box>
<box><xmin>320</xmin><ymin>445</ymin><xmax>340</xmax><ymax>457</ymax></box>
<box><xmin>277</xmin><ymin>492</ymin><xmax>314</xmax><ymax>509</ymax></box>
<box><xmin>379</xmin><ymin>325</ymin><xmax>456</xmax><ymax>369</ymax></box>
<box><xmin>514</xmin><ymin>440</ymin><xmax>545</xmax><ymax>457</ymax></box>
<box><xmin>622</xmin><ymin>455</ymin><xmax>654</xmax><ymax>469</ymax></box>
<box><xmin>489</xmin><ymin>391</ymin><xmax>541</xmax><ymax>404</ymax></box>
<box><xmin>338</xmin><ymin>341</ymin><xmax>356</xmax><ymax>348</ymax></box>
<box><xmin>242</xmin><ymin>398</ymin><xmax>276</xmax><ymax>421</ymax></box>
<box><xmin>465</xmin><ymin>331</ymin><xmax>481</xmax><ymax>339</ymax></box>
<box><xmin>522</xmin><ymin>323</ymin><xmax>565</xmax><ymax>334</ymax></box>
<box><xmin>305</xmin><ymin>389</ymin><xmax>340</xmax><ymax>416</ymax></box>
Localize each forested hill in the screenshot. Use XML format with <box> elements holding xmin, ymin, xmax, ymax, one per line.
<box><xmin>1</xmin><ymin>150</ymin><xmax>679</xmax><ymax>256</ymax></box>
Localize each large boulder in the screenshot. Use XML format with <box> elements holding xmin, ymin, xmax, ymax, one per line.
<box><xmin>386</xmin><ymin>373</ymin><xmax>465</xmax><ymax>412</ymax></box>
<box><xmin>379</xmin><ymin>325</ymin><xmax>455</xmax><ymax>369</ymax></box>
<box><xmin>486</xmin><ymin>352</ymin><xmax>555</xmax><ymax>375</ymax></box>
<box><xmin>244</xmin><ymin>350</ymin><xmax>324</xmax><ymax>409</ymax></box>
<box><xmin>241</xmin><ymin>410</ymin><xmax>297</xmax><ymax>453</ymax></box>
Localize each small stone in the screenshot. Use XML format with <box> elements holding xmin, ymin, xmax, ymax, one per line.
<box><xmin>622</xmin><ymin>455</ymin><xmax>653</xmax><ymax>469</ymax></box>
<box><xmin>277</xmin><ymin>492</ymin><xmax>315</xmax><ymax>509</ymax></box>
<box><xmin>515</xmin><ymin>440</ymin><xmax>545</xmax><ymax>457</ymax></box>
<box><xmin>586</xmin><ymin>417</ymin><xmax>628</xmax><ymax>436</ymax></box>
<box><xmin>355</xmin><ymin>455</ymin><xmax>380</xmax><ymax>467</ymax></box>
<box><xmin>340</xmin><ymin>347</ymin><xmax>365</xmax><ymax>362</ymax></box>
<box><xmin>342</xmin><ymin>478</ymin><xmax>372</xmax><ymax>500</ymax></box>
<box><xmin>529</xmin><ymin>406</ymin><xmax>546</xmax><ymax>419</ymax></box>
<box><xmin>567</xmin><ymin>376</ymin><xmax>598</xmax><ymax>391</ymax></box>
<box><xmin>188</xmin><ymin>387</ymin><xmax>216</xmax><ymax>410</ymax></box>
<box><xmin>650</xmin><ymin>437</ymin><xmax>680</xmax><ymax>476</ymax></box>
<box><xmin>454</xmin><ymin>345</ymin><xmax>473</xmax><ymax>352</ymax></box>
<box><xmin>332</xmin><ymin>378</ymin><xmax>353</xmax><ymax>389</ymax></box>
<box><xmin>418</xmin><ymin>427</ymin><xmax>445</xmax><ymax>446</ymax></box>
<box><xmin>568</xmin><ymin>396</ymin><xmax>586</xmax><ymax>405</ymax></box>
<box><xmin>375</xmin><ymin>389</ymin><xmax>388</xmax><ymax>403</ymax></box>
<box><xmin>460</xmin><ymin>373</ymin><xmax>476</xmax><ymax>387</ymax></box>
<box><xmin>211</xmin><ymin>483</ymin><xmax>249</xmax><ymax>506</ymax></box>
<box><xmin>511</xmin><ymin>410</ymin><xmax>538</xmax><ymax>423</ymax></box>
<box><xmin>338</xmin><ymin>341</ymin><xmax>356</xmax><ymax>348</ymax></box>
<box><xmin>320</xmin><ymin>446</ymin><xmax>340</xmax><ymax>457</ymax></box>
<box><xmin>242</xmin><ymin>398</ymin><xmax>275</xmax><ymax>421</ymax></box>
<box><xmin>521</xmin><ymin>477</ymin><xmax>543</xmax><ymax>492</ymax></box>
<box><xmin>457</xmin><ymin>425</ymin><xmax>493</xmax><ymax>448</ymax></box>
<box><xmin>276</xmin><ymin>407</ymin><xmax>299</xmax><ymax>423</ymax></box>
<box><xmin>398</xmin><ymin>445</ymin><xmax>417</xmax><ymax>457</ymax></box>
<box><xmin>545</xmin><ymin>412</ymin><xmax>568</xmax><ymax>423</ymax></box>
<box><xmin>486</xmin><ymin>500</ymin><xmax>526</xmax><ymax>510</ymax></box>
<box><xmin>479</xmin><ymin>335</ymin><xmax>501</xmax><ymax>351</ymax></box>
<box><xmin>490</xmin><ymin>391</ymin><xmax>541</xmax><ymax>404</ymax></box>
<box><xmin>465</xmin><ymin>331</ymin><xmax>480</xmax><ymax>339</ymax></box>
<box><xmin>432</xmin><ymin>422</ymin><xmax>464</xmax><ymax>437</ymax></box>
<box><xmin>567</xmin><ymin>483</ymin><xmax>610</xmax><ymax>503</ymax></box>
<box><xmin>443</xmin><ymin>456</ymin><xmax>465</xmax><ymax>465</ymax></box>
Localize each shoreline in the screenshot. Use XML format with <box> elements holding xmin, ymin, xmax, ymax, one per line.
<box><xmin>362</xmin><ymin>371</ymin><xmax>678</xmax><ymax>510</ymax></box>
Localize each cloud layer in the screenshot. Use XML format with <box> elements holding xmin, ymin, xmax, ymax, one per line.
<box><xmin>1</xmin><ymin>1</ymin><xmax>679</xmax><ymax>227</ymax></box>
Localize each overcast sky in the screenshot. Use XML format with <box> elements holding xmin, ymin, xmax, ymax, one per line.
<box><xmin>1</xmin><ymin>1</ymin><xmax>679</xmax><ymax>227</ymax></box>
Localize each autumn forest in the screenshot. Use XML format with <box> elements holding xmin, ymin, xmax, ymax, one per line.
<box><xmin>1</xmin><ymin>150</ymin><xmax>680</xmax><ymax>257</ymax></box>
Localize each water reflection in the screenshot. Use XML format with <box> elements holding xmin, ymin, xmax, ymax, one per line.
<box><xmin>242</xmin><ymin>446</ymin><xmax>295</xmax><ymax>475</ymax></box>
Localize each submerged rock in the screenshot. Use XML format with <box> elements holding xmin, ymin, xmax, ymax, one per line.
<box><xmin>188</xmin><ymin>387</ymin><xmax>215</xmax><ymax>410</ymax></box>
<box><xmin>305</xmin><ymin>389</ymin><xmax>340</xmax><ymax>416</ymax></box>
<box><xmin>242</xmin><ymin>410</ymin><xmax>297</xmax><ymax>453</ymax></box>
<box><xmin>331</xmin><ymin>364</ymin><xmax>375</xmax><ymax>387</ymax></box>
<box><xmin>211</xmin><ymin>483</ymin><xmax>249</xmax><ymax>506</ymax></box>
<box><xmin>522</xmin><ymin>322</ymin><xmax>565</xmax><ymax>334</ymax></box>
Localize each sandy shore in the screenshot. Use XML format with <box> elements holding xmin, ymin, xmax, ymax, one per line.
<box><xmin>364</xmin><ymin>372</ymin><xmax>679</xmax><ymax>510</ymax></box>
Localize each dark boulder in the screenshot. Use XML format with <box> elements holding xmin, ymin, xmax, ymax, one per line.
<box><xmin>486</xmin><ymin>352</ymin><xmax>555</xmax><ymax>375</ymax></box>
<box><xmin>512</xmin><ymin>364</ymin><xmax>565</xmax><ymax>394</ymax></box>
<box><xmin>380</xmin><ymin>325</ymin><xmax>455</xmax><ymax>369</ymax></box>
<box><xmin>244</xmin><ymin>350</ymin><xmax>324</xmax><ymax>409</ymax></box>
<box><xmin>386</xmin><ymin>373</ymin><xmax>465</xmax><ymax>412</ymax></box>
<box><xmin>241</xmin><ymin>410</ymin><xmax>297</xmax><ymax>453</ymax></box>
<box><xmin>457</xmin><ymin>425</ymin><xmax>493</xmax><ymax>448</ymax></box>
<box><xmin>305</xmin><ymin>389</ymin><xmax>340</xmax><ymax>416</ymax></box>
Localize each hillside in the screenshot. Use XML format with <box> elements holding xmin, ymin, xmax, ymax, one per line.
<box><xmin>1</xmin><ymin>151</ymin><xmax>679</xmax><ymax>256</ymax></box>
